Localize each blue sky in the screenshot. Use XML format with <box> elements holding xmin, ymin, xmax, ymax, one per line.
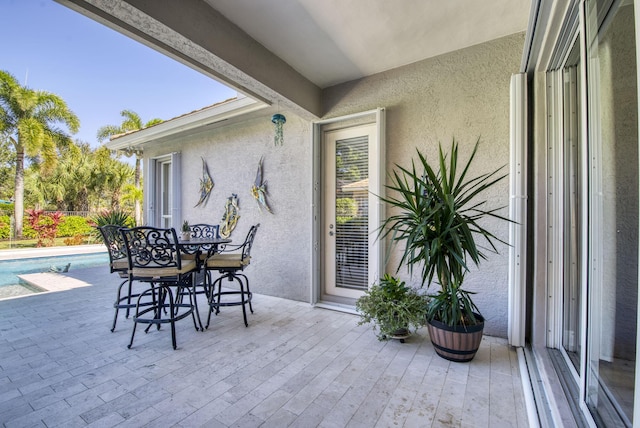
<box><xmin>2</xmin><ymin>0</ymin><xmax>237</xmax><ymax>145</ymax></box>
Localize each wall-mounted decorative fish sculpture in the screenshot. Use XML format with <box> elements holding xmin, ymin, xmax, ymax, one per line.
<box><xmin>195</xmin><ymin>157</ymin><xmax>214</xmax><ymax>207</ymax></box>
<box><xmin>251</xmin><ymin>156</ymin><xmax>272</xmax><ymax>213</ymax></box>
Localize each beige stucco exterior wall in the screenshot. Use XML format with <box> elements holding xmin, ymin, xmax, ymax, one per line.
<box><xmin>143</xmin><ymin>113</ymin><xmax>313</xmax><ymax>302</ymax></box>
<box><xmin>323</xmin><ymin>32</ymin><xmax>526</xmax><ymax>337</ymax></box>
<box><xmin>144</xmin><ymin>31</ymin><xmax>525</xmax><ymax>338</ymax></box>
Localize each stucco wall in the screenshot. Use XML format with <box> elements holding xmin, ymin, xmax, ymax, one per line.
<box><xmin>144</xmin><ymin>113</ymin><xmax>312</xmax><ymax>303</ymax></box>
<box><xmin>145</xmin><ymin>32</ymin><xmax>524</xmax><ymax>337</ymax></box>
<box><xmin>323</xmin><ymin>32</ymin><xmax>525</xmax><ymax>337</ymax></box>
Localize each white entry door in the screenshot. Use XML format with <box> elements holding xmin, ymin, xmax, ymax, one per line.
<box><xmin>323</xmin><ymin>124</ymin><xmax>378</xmax><ymax>300</ymax></box>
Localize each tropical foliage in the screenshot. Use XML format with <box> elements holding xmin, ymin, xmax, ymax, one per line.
<box><xmin>97</xmin><ymin>110</ymin><xmax>162</xmax><ymax>226</ymax></box>
<box><xmin>20</xmin><ymin>143</ymin><xmax>135</xmax><ymax>214</ymax></box>
<box><xmin>90</xmin><ymin>209</ymin><xmax>134</xmax><ymax>241</ymax></box>
<box><xmin>91</xmin><ymin>209</ymin><xmax>134</xmax><ymax>228</ymax></box>
<box><xmin>0</xmin><ymin>139</ymin><xmax>14</xmax><ymax>200</ymax></box>
<box><xmin>0</xmin><ymin>70</ymin><xmax>80</xmax><ymax>238</ymax></box>
<box><xmin>378</xmin><ymin>139</ymin><xmax>510</xmax><ymax>327</ymax></box>
<box><xmin>0</xmin><ymin>215</ymin><xmax>10</xmax><ymax>239</ymax></box>
<box><xmin>57</xmin><ymin>215</ymin><xmax>95</xmax><ymax>237</ymax></box>
<box><xmin>0</xmin><ymin>214</ymin><xmax>98</xmax><ymax>243</ymax></box>
<box><xmin>26</xmin><ymin>209</ymin><xmax>63</xmax><ymax>247</ymax></box>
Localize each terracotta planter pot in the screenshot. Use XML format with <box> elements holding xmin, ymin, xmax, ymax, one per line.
<box><xmin>427</xmin><ymin>313</ymin><xmax>484</xmax><ymax>362</ymax></box>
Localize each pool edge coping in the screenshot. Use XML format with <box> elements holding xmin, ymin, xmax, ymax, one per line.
<box><xmin>0</xmin><ymin>244</ymin><xmax>106</xmax><ymax>260</ymax></box>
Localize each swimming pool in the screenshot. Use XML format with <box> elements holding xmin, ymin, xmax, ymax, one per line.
<box><xmin>0</xmin><ymin>252</ymin><xmax>109</xmax><ymax>298</ymax></box>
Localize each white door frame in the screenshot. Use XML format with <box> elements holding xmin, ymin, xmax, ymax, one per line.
<box><xmin>311</xmin><ymin>108</ymin><xmax>386</xmax><ymax>310</ymax></box>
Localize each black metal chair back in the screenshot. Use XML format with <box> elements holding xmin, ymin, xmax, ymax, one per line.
<box><xmin>98</xmin><ymin>225</ymin><xmax>127</xmax><ymax>275</ymax></box>
<box><xmin>190</xmin><ymin>223</ymin><xmax>220</xmax><ymax>239</ymax></box>
<box><xmin>182</xmin><ymin>224</ymin><xmax>221</xmax><ymax>258</ymax></box>
<box><xmin>120</xmin><ymin>226</ymin><xmax>183</xmax><ymax>275</ymax></box>
<box><xmin>240</xmin><ymin>223</ymin><xmax>259</xmax><ymax>264</ymax></box>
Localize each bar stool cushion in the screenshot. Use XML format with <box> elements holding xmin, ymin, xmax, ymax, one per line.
<box><xmin>111</xmin><ymin>259</ymin><xmax>129</xmax><ymax>271</ymax></box>
<box><xmin>205</xmin><ymin>254</ymin><xmax>250</xmax><ymax>268</ymax></box>
<box><xmin>130</xmin><ymin>259</ymin><xmax>197</xmax><ymax>278</ymax></box>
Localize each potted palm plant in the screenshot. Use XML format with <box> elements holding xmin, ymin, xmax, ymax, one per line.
<box><xmin>378</xmin><ymin>139</ymin><xmax>509</xmax><ymax>362</ymax></box>
<box><xmin>356</xmin><ymin>273</ymin><xmax>429</xmax><ymax>342</ymax></box>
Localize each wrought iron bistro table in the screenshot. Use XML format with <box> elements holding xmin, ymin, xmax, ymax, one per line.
<box><xmin>177</xmin><ymin>236</ymin><xmax>231</xmax><ymax>330</ymax></box>
<box><xmin>177</xmin><ymin>236</ymin><xmax>232</xmax><ymax>259</ymax></box>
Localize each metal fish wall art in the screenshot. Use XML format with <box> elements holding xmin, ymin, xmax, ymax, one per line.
<box><xmin>251</xmin><ymin>156</ymin><xmax>272</xmax><ymax>213</ymax></box>
<box><xmin>195</xmin><ymin>157</ymin><xmax>214</xmax><ymax>208</ymax></box>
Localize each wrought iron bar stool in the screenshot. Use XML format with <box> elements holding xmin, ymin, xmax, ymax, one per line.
<box><xmin>205</xmin><ymin>224</ymin><xmax>259</xmax><ymax>328</ymax></box>
<box><xmin>120</xmin><ymin>226</ymin><xmax>199</xmax><ymax>350</ymax></box>
<box><xmin>98</xmin><ymin>225</ymin><xmax>142</xmax><ymax>332</ymax></box>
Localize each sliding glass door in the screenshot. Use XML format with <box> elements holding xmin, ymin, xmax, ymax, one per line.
<box><xmin>561</xmin><ymin>39</ymin><xmax>583</xmax><ymax>373</ymax></box>
<box><xmin>584</xmin><ymin>1</ymin><xmax>638</xmax><ymax>425</ymax></box>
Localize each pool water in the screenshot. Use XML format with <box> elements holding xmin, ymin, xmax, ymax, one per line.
<box><xmin>0</xmin><ymin>252</ymin><xmax>109</xmax><ymax>298</ymax></box>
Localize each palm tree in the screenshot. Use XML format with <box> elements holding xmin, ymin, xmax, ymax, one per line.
<box><xmin>97</xmin><ymin>110</ymin><xmax>161</xmax><ymax>226</ymax></box>
<box><xmin>46</xmin><ymin>142</ymin><xmax>94</xmax><ymax>211</ymax></box>
<box><xmin>104</xmin><ymin>161</ymin><xmax>135</xmax><ymax>211</ymax></box>
<box><xmin>0</xmin><ymin>70</ymin><xmax>80</xmax><ymax>238</ymax></box>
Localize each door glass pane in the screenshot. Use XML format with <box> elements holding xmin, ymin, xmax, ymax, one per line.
<box><xmin>335</xmin><ymin>136</ymin><xmax>368</xmax><ymax>290</ymax></box>
<box><xmin>585</xmin><ymin>1</ymin><xmax>638</xmax><ymax>425</ymax></box>
<box><xmin>161</xmin><ymin>161</ymin><xmax>172</xmax><ymax>228</ymax></box>
<box><xmin>562</xmin><ymin>40</ymin><xmax>582</xmax><ymax>372</ymax></box>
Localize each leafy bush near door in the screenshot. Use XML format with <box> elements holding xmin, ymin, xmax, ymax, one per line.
<box><xmin>356</xmin><ymin>274</ymin><xmax>428</xmax><ymax>341</ymax></box>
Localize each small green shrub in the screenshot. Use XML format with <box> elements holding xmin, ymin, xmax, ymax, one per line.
<box><xmin>22</xmin><ymin>217</ymin><xmax>36</xmax><ymax>239</ymax></box>
<box><xmin>91</xmin><ymin>210</ymin><xmax>134</xmax><ymax>228</ymax></box>
<box><xmin>0</xmin><ymin>202</ymin><xmax>14</xmax><ymax>213</ymax></box>
<box><xmin>90</xmin><ymin>210</ymin><xmax>134</xmax><ymax>240</ymax></box>
<box><xmin>356</xmin><ymin>274</ymin><xmax>429</xmax><ymax>341</ymax></box>
<box><xmin>57</xmin><ymin>216</ymin><xmax>93</xmax><ymax>237</ymax></box>
<box><xmin>0</xmin><ymin>215</ymin><xmax>10</xmax><ymax>239</ymax></box>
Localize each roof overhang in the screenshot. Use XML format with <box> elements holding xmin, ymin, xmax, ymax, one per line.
<box><xmin>105</xmin><ymin>96</ymin><xmax>268</xmax><ymax>152</ymax></box>
<box><xmin>56</xmin><ymin>0</ymin><xmax>530</xmax><ymax>120</ymax></box>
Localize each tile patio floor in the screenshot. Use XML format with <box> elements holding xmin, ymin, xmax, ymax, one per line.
<box><xmin>0</xmin><ymin>266</ymin><xmax>530</xmax><ymax>427</ymax></box>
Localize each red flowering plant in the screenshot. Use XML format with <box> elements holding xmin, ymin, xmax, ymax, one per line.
<box><xmin>26</xmin><ymin>209</ymin><xmax>63</xmax><ymax>247</ymax></box>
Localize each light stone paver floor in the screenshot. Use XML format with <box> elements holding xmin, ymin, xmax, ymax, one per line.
<box><xmin>0</xmin><ymin>267</ymin><xmax>529</xmax><ymax>427</ymax></box>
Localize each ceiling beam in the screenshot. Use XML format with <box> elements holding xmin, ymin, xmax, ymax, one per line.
<box><xmin>56</xmin><ymin>0</ymin><xmax>322</xmax><ymax>119</ymax></box>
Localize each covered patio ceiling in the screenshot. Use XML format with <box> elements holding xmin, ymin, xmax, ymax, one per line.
<box><xmin>56</xmin><ymin>0</ymin><xmax>532</xmax><ymax>120</ymax></box>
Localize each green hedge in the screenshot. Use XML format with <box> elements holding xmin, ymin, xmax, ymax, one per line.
<box><xmin>58</xmin><ymin>215</ymin><xmax>94</xmax><ymax>237</ymax></box>
<box><xmin>0</xmin><ymin>214</ymin><xmax>95</xmax><ymax>239</ymax></box>
<box><xmin>0</xmin><ymin>215</ymin><xmax>10</xmax><ymax>239</ymax></box>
